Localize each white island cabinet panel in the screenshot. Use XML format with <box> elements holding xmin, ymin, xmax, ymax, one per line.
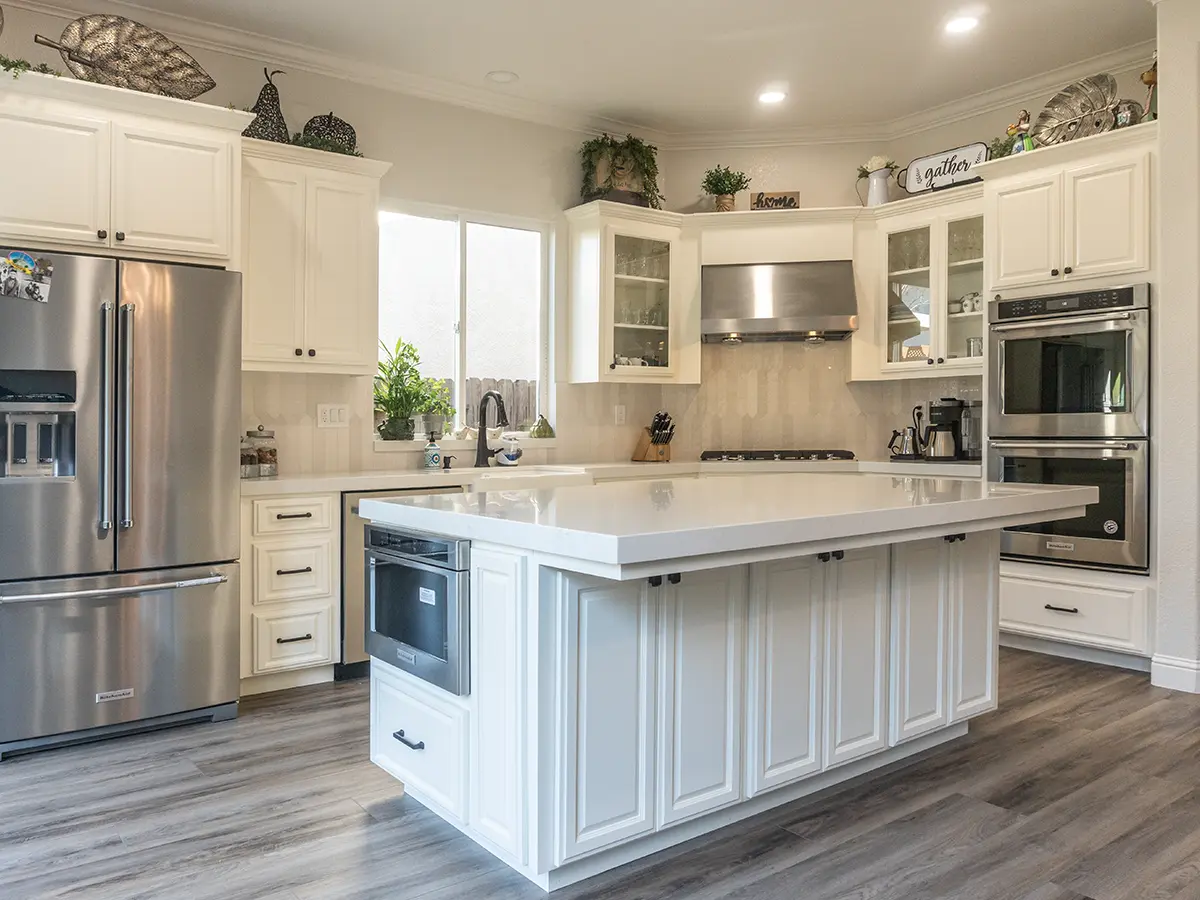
<box><xmin>889</xmin><ymin>539</ymin><xmax>950</xmax><ymax>744</ymax></box>
<box><xmin>557</xmin><ymin>576</ymin><xmax>656</xmax><ymax>863</ymax></box>
<box><xmin>950</xmin><ymin>532</ymin><xmax>1000</xmax><ymax>722</ymax></box>
<box><xmin>657</xmin><ymin>568</ymin><xmax>746</xmax><ymax>826</ymax></box>
<box><xmin>823</xmin><ymin>547</ymin><xmax>890</xmax><ymax>769</ymax></box>
<box><xmin>746</xmin><ymin>558</ymin><xmax>824</xmax><ymax>796</ymax></box>
<box><xmin>470</xmin><ymin>547</ymin><xmax>527</xmax><ymax>861</ymax></box>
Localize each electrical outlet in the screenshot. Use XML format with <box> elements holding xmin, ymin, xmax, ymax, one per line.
<box><xmin>317</xmin><ymin>404</ymin><xmax>350</xmax><ymax>428</ymax></box>
<box><xmin>614</xmin><ymin>404</ymin><xmax>626</xmax><ymax>426</ymax></box>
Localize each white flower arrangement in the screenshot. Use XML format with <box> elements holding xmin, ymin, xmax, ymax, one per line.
<box><xmin>857</xmin><ymin>155</ymin><xmax>898</xmax><ymax>179</ymax></box>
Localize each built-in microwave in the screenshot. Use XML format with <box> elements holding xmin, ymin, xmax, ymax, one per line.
<box><xmin>988</xmin><ymin>284</ymin><xmax>1149</xmax><ymax>439</ymax></box>
<box><xmin>365</xmin><ymin>525</ymin><xmax>470</xmax><ymax>695</ymax></box>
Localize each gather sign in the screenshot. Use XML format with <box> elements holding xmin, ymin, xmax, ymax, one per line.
<box><xmin>897</xmin><ymin>143</ymin><xmax>989</xmax><ymax>194</ymax></box>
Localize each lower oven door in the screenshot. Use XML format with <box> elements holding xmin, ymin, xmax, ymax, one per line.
<box><xmin>988</xmin><ymin>439</ymin><xmax>1148</xmax><ymax>572</ymax></box>
<box><xmin>366</xmin><ymin>548</ymin><xmax>470</xmax><ymax>695</ymax></box>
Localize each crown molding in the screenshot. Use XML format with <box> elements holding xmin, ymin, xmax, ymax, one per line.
<box><xmin>684</xmin><ymin>206</ymin><xmax>864</xmax><ymax>229</ymax></box>
<box><xmin>243</xmin><ymin>137</ymin><xmax>393</xmax><ymax>177</ymax></box>
<box><xmin>564</xmin><ymin>200</ymin><xmax>684</xmax><ymax>227</ymax></box>
<box><xmin>6</xmin><ymin>0</ymin><xmax>1154</xmax><ymax>152</ymax></box>
<box><xmin>973</xmin><ymin>120</ymin><xmax>1157</xmax><ymax>180</ymax></box>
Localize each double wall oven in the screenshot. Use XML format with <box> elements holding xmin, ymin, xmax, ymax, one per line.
<box><xmin>988</xmin><ymin>284</ymin><xmax>1150</xmax><ymax>572</ymax></box>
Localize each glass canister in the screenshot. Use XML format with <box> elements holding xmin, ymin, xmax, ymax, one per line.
<box><xmin>240</xmin><ymin>434</ymin><xmax>258</xmax><ymax>479</ymax></box>
<box><xmin>247</xmin><ymin>425</ymin><xmax>278</xmax><ymax>478</ymax></box>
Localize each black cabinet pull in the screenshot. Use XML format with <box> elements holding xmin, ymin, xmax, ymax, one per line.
<box><xmin>926</xmin><ymin>358</ymin><xmax>935</xmax><ymax>365</ymax></box>
<box><xmin>393</xmin><ymin>729</ymin><xmax>425</xmax><ymax>751</ymax></box>
<box><xmin>648</xmin><ymin>575</ymin><xmax>663</xmax><ymax>588</ymax></box>
<box><xmin>276</xmin><ymin>633</ymin><xmax>313</xmax><ymax>644</ymax></box>
<box><xmin>1044</xmin><ymin>604</ymin><xmax>1080</xmax><ymax>615</ymax></box>
<box><xmin>667</xmin><ymin>573</ymin><xmax>681</xmax><ymax>585</ymax></box>
<box><xmin>276</xmin><ymin>566</ymin><xmax>313</xmax><ymax>576</ymax></box>
<box><xmin>308</xmin><ymin>349</ymin><xmax>316</xmax><ymax>357</ymax></box>
<box><xmin>610</xmin><ymin>361</ymin><xmax>618</xmax><ymax>370</ymax></box>
<box><xmin>115</xmin><ymin>231</ymin><xmax>126</xmax><ymax>242</ymax></box>
<box><xmin>276</xmin><ymin>512</ymin><xmax>313</xmax><ymax>520</ymax></box>
<box><xmin>943</xmin><ymin>534</ymin><xmax>967</xmax><ymax>543</ymax></box>
<box><xmin>936</xmin><ymin>357</ymin><xmax>945</xmax><ymax>364</ymax></box>
<box><xmin>831</xmin><ymin>550</ymin><xmax>845</xmax><ymax>561</ymax></box>
<box><xmin>816</xmin><ymin>552</ymin><xmax>831</xmax><ymax>563</ymax></box>
<box><xmin>1051</xmin><ymin>268</ymin><xmax>1060</xmax><ymax>277</ymax></box>
<box><xmin>294</xmin><ymin>348</ymin><xmax>303</xmax><ymax>356</ymax></box>
<box><xmin>97</xmin><ymin>229</ymin><xmax>108</xmax><ymax>240</ymax></box>
<box><xmin>1064</xmin><ymin>266</ymin><xmax>1073</xmax><ymax>275</ymax></box>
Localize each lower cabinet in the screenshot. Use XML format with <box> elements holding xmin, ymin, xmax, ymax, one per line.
<box><xmin>949</xmin><ymin>532</ymin><xmax>1000</xmax><ymax>721</ymax></box>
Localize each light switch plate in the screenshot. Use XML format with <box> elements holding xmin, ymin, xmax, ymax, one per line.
<box><xmin>614</xmin><ymin>405</ymin><xmax>626</xmax><ymax>426</ymax></box>
<box><xmin>317</xmin><ymin>404</ymin><xmax>350</xmax><ymax>428</ymax></box>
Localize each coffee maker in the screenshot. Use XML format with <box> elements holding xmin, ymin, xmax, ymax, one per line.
<box><xmin>923</xmin><ymin>398</ymin><xmax>964</xmax><ymax>461</ymax></box>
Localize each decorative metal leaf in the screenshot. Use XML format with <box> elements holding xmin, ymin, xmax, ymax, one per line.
<box><xmin>1031</xmin><ymin>73</ymin><xmax>1119</xmax><ymax>147</ymax></box>
<box><xmin>35</xmin><ymin>14</ymin><xmax>215</xmax><ymax>100</ymax></box>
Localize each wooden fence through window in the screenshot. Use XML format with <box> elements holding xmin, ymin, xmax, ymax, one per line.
<box><xmin>449</xmin><ymin>378</ymin><xmax>538</xmax><ymax>429</ymax></box>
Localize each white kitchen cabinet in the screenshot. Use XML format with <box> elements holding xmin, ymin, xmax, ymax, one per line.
<box><xmin>745</xmin><ymin>558</ymin><xmax>824</xmax><ymax>796</ymax></box>
<box><xmin>241</xmin><ymin>141</ymin><xmax>391</xmax><ymax>375</ymax></box>
<box><xmin>1063</xmin><ymin>155</ymin><xmax>1150</xmax><ymax>282</ymax></box>
<box><xmin>949</xmin><ymin>532</ymin><xmax>1000</xmax><ymax>722</ymax></box>
<box><xmin>557</xmin><ymin>575</ymin><xmax>656</xmax><ymax>862</ymax></box>
<box><xmin>657</xmin><ymin>568</ymin><xmax>746</xmax><ymax>826</ymax></box>
<box><xmin>565</xmin><ymin>201</ymin><xmax>700</xmax><ymax>385</ymax></box>
<box><xmin>889</xmin><ymin>539</ymin><xmax>950</xmax><ymax>744</ymax></box>
<box><xmin>986</xmin><ymin>173</ymin><xmax>1062</xmax><ymax>291</ymax></box>
<box><xmin>823</xmin><ymin>547</ymin><xmax>890</xmax><ymax>768</ymax></box>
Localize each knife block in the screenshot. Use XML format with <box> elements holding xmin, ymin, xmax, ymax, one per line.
<box><xmin>631</xmin><ymin>427</ymin><xmax>671</xmax><ymax>463</ymax></box>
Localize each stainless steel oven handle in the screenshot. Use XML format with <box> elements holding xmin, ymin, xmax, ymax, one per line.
<box><xmin>990</xmin><ymin>440</ymin><xmax>1138</xmax><ymax>451</ymax></box>
<box><xmin>98</xmin><ymin>302</ymin><xmax>114</xmax><ymax>532</ymax></box>
<box><xmin>0</xmin><ymin>574</ymin><xmax>227</xmax><ymax>604</ymax></box>
<box><xmin>990</xmin><ymin>311</ymin><xmax>1133</xmax><ymax>332</ymax></box>
<box><xmin>119</xmin><ymin>303</ymin><xmax>136</xmax><ymax>530</ymax></box>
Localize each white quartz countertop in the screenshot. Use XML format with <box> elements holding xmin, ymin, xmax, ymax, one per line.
<box><xmin>359</xmin><ymin>473</ymin><xmax>1095</xmax><ymax>568</ymax></box>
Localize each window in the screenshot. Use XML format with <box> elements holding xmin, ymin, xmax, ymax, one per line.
<box><xmin>378</xmin><ymin>207</ymin><xmax>547</xmax><ymax>432</ymax></box>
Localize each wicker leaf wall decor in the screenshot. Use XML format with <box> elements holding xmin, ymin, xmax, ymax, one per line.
<box><xmin>1030</xmin><ymin>73</ymin><xmax>1120</xmax><ymax>147</ymax></box>
<box><xmin>34</xmin><ymin>14</ymin><xmax>215</xmax><ymax>100</ymax></box>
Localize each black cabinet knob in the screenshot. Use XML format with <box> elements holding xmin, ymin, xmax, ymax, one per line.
<box><xmin>1064</xmin><ymin>266</ymin><xmax>1073</xmax><ymax>275</ymax></box>
<box><xmin>1051</xmin><ymin>268</ymin><xmax>1059</xmax><ymax>276</ymax></box>
<box><xmin>308</xmin><ymin>349</ymin><xmax>316</xmax><ymax>357</ymax></box>
<box><xmin>937</xmin><ymin>357</ymin><xmax>945</xmax><ymax>364</ymax></box>
<box><xmin>115</xmin><ymin>232</ymin><xmax>126</xmax><ymax>242</ymax></box>
<box><xmin>610</xmin><ymin>362</ymin><xmax>617</xmax><ymax>370</ymax></box>
<box><xmin>97</xmin><ymin>229</ymin><xmax>108</xmax><ymax>240</ymax></box>
<box><xmin>294</xmin><ymin>348</ymin><xmax>303</xmax><ymax>356</ymax></box>
<box><xmin>648</xmin><ymin>575</ymin><xmax>663</xmax><ymax>587</ymax></box>
<box><xmin>831</xmin><ymin>550</ymin><xmax>845</xmax><ymax>561</ymax></box>
<box><xmin>926</xmin><ymin>358</ymin><xmax>935</xmax><ymax>366</ymax></box>
<box><xmin>816</xmin><ymin>552</ymin><xmax>831</xmax><ymax>563</ymax></box>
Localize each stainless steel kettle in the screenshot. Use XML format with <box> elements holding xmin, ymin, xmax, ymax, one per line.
<box><xmin>888</xmin><ymin>427</ymin><xmax>920</xmax><ymax>457</ymax></box>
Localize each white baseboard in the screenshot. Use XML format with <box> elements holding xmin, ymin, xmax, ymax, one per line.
<box><xmin>1151</xmin><ymin>654</ymin><xmax>1200</xmax><ymax>693</ymax></box>
<box><xmin>1000</xmin><ymin>633</ymin><xmax>1150</xmax><ymax>672</ymax></box>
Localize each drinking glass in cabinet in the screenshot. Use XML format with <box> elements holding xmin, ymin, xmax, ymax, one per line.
<box><xmin>889</xmin><ymin>228</ymin><xmax>930</xmax><ymax>273</ymax></box>
<box><xmin>948</xmin><ymin>218</ymin><xmax>984</xmax><ymax>264</ymax></box>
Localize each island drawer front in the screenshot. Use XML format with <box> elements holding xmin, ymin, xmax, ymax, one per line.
<box><xmin>371</xmin><ymin>666</ymin><xmax>467</xmax><ymax>821</ymax></box>
<box><xmin>252</xmin><ymin>538</ymin><xmax>335</xmax><ymax>604</ymax></box>
<box><xmin>251</xmin><ymin>607</ymin><xmax>334</xmax><ymax>673</ymax></box>
<box><xmin>999</xmin><ymin>570</ymin><xmax>1149</xmax><ymax>654</ymax></box>
<box><xmin>252</xmin><ymin>496</ymin><xmax>335</xmax><ymax>536</ymax></box>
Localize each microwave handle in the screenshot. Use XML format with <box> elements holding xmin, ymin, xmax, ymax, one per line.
<box><xmin>367</xmin><ymin>547</ymin><xmax>462</xmax><ymax>576</ymax></box>
<box><xmin>990</xmin><ymin>440</ymin><xmax>1138</xmax><ymax>451</ymax></box>
<box><xmin>991</xmin><ymin>311</ymin><xmax>1133</xmax><ymax>332</ymax></box>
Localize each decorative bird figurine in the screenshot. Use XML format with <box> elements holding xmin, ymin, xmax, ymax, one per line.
<box><xmin>242</xmin><ymin>68</ymin><xmax>289</xmax><ymax>143</ymax></box>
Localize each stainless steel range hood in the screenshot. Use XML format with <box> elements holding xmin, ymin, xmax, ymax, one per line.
<box><xmin>701</xmin><ymin>260</ymin><xmax>858</xmax><ymax>344</ymax></box>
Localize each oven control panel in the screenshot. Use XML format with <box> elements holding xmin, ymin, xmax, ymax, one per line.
<box><xmin>994</xmin><ymin>285</ymin><xmax>1146</xmax><ymax>321</ymax></box>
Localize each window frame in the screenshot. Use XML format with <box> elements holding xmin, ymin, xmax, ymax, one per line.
<box><xmin>377</xmin><ymin>198</ymin><xmax>552</xmax><ymax>434</ymax></box>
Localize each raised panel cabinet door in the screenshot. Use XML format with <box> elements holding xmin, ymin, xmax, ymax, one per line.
<box><xmin>823</xmin><ymin>547</ymin><xmax>890</xmax><ymax>769</ymax></box>
<box><xmin>303</xmin><ymin>177</ymin><xmax>376</xmax><ymax>371</ymax></box>
<box><xmin>0</xmin><ymin>108</ymin><xmax>110</xmax><ymax>246</ymax></box>
<box><xmin>949</xmin><ymin>532</ymin><xmax>1000</xmax><ymax>722</ymax></box>
<box><xmin>889</xmin><ymin>539</ymin><xmax>950</xmax><ymax>745</ymax></box>
<box><xmin>241</xmin><ymin>157</ymin><xmax>306</xmax><ymax>364</ymax></box>
<box><xmin>558</xmin><ymin>576</ymin><xmax>655</xmax><ymax>863</ymax></box>
<box><xmin>111</xmin><ymin>124</ymin><xmax>232</xmax><ymax>257</ymax></box>
<box><xmin>657</xmin><ymin>568</ymin><xmax>746</xmax><ymax>827</ymax></box>
<box><xmin>1064</xmin><ymin>154</ymin><xmax>1150</xmax><ymax>281</ymax></box>
<box><xmin>746</xmin><ymin>558</ymin><xmax>824</xmax><ymax>797</ymax></box>
<box><xmin>469</xmin><ymin>548</ymin><xmax>527</xmax><ymax>861</ymax></box>
<box><xmin>986</xmin><ymin>174</ymin><xmax>1062</xmax><ymax>291</ymax></box>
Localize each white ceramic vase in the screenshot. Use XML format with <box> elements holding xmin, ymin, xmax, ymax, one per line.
<box><xmin>866</xmin><ymin>168</ymin><xmax>892</xmax><ymax>207</ymax></box>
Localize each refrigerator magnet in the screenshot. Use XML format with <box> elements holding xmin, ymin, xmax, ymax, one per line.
<box><xmin>2</xmin><ymin>250</ymin><xmax>54</xmax><ymax>304</ymax></box>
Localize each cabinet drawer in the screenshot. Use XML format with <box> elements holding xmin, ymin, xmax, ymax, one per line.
<box><xmin>252</xmin><ymin>496</ymin><xmax>334</xmax><ymax>536</ymax></box>
<box><xmin>252</xmin><ymin>538</ymin><xmax>334</xmax><ymax>604</ymax></box>
<box><xmin>1000</xmin><ymin>571</ymin><xmax>1148</xmax><ymax>654</ymax></box>
<box><xmin>372</xmin><ymin>667</ymin><xmax>467</xmax><ymax>820</ymax></box>
<box><xmin>251</xmin><ymin>607</ymin><xmax>334</xmax><ymax>673</ymax></box>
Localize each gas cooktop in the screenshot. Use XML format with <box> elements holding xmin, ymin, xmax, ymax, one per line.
<box><xmin>700</xmin><ymin>449</ymin><xmax>857</xmax><ymax>462</ymax></box>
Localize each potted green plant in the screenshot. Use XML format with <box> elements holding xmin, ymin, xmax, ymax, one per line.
<box><xmin>374</xmin><ymin>338</ymin><xmax>424</xmax><ymax>440</ymax></box>
<box><xmin>418</xmin><ymin>377</ymin><xmax>456</xmax><ymax>437</ymax></box>
<box><xmin>701</xmin><ymin>165</ymin><xmax>752</xmax><ymax>212</ymax></box>
<box><xmin>580</xmin><ymin>133</ymin><xmax>665</xmax><ymax>209</ymax></box>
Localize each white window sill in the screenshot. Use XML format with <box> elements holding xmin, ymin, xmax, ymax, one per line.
<box><xmin>374</xmin><ymin>436</ymin><xmax>558</xmax><ymax>453</ymax></box>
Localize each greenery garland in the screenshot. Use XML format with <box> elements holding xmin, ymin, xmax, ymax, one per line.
<box><xmin>580</xmin><ymin>133</ymin><xmax>665</xmax><ymax>209</ymax></box>
<box><xmin>0</xmin><ymin>55</ymin><xmax>62</xmax><ymax>78</ymax></box>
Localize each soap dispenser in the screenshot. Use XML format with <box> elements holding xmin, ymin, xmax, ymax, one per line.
<box><xmin>423</xmin><ymin>432</ymin><xmax>442</xmax><ymax>470</ymax></box>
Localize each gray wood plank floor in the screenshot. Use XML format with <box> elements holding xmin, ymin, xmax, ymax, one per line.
<box><xmin>2</xmin><ymin>649</ymin><xmax>1197</xmax><ymax>900</ymax></box>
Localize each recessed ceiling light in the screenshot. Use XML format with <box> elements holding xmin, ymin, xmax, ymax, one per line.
<box><xmin>486</xmin><ymin>70</ymin><xmax>519</xmax><ymax>84</ymax></box>
<box><xmin>945</xmin><ymin>16</ymin><xmax>979</xmax><ymax>33</ymax></box>
<box><xmin>758</xmin><ymin>90</ymin><xmax>787</xmax><ymax>105</ymax></box>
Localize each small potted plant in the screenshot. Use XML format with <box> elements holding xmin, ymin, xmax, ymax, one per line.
<box><xmin>857</xmin><ymin>155</ymin><xmax>898</xmax><ymax>207</ymax></box>
<box><xmin>374</xmin><ymin>338</ymin><xmax>424</xmax><ymax>441</ymax></box>
<box><xmin>580</xmin><ymin>133</ymin><xmax>666</xmax><ymax>209</ymax></box>
<box><xmin>701</xmin><ymin>165</ymin><xmax>752</xmax><ymax>212</ymax></box>
<box><xmin>418</xmin><ymin>378</ymin><xmax>456</xmax><ymax>437</ymax></box>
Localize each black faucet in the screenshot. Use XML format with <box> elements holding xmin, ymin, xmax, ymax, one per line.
<box><xmin>474</xmin><ymin>390</ymin><xmax>510</xmax><ymax>468</ymax></box>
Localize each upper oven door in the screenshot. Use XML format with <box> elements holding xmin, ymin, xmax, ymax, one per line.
<box><xmin>989</xmin><ymin>309</ymin><xmax>1149</xmax><ymax>438</ymax></box>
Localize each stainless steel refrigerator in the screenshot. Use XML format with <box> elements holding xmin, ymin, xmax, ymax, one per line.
<box><xmin>0</xmin><ymin>252</ymin><xmax>241</xmax><ymax>758</ymax></box>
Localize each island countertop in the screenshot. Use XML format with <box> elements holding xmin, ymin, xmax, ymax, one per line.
<box><xmin>359</xmin><ymin>473</ymin><xmax>1096</xmax><ymax>575</ymax></box>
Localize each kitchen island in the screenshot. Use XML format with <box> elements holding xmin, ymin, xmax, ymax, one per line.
<box><xmin>360</xmin><ymin>473</ymin><xmax>1096</xmax><ymax>892</ymax></box>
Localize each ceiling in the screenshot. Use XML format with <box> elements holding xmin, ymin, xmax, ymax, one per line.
<box><xmin>41</xmin><ymin>0</ymin><xmax>1158</xmax><ymax>137</ymax></box>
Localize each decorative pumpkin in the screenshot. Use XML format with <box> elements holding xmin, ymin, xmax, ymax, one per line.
<box><xmin>303</xmin><ymin>111</ymin><xmax>357</xmax><ymax>153</ymax></box>
<box><xmin>242</xmin><ymin>68</ymin><xmax>289</xmax><ymax>143</ymax></box>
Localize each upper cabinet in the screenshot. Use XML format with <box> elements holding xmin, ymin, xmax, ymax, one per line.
<box><xmin>565</xmin><ymin>202</ymin><xmax>700</xmax><ymax>384</ymax></box>
<box><xmin>0</xmin><ymin>73</ymin><xmax>249</xmax><ymax>261</ymax></box>
<box><xmin>979</xmin><ymin>124</ymin><xmax>1155</xmax><ymax>293</ymax></box>
<box><xmin>240</xmin><ymin>141</ymin><xmax>391</xmax><ymax>375</ymax></box>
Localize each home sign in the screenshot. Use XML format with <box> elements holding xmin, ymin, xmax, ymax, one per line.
<box><xmin>751</xmin><ymin>191</ymin><xmax>801</xmax><ymax>210</ymax></box>
<box><xmin>897</xmin><ymin>143</ymin><xmax>988</xmax><ymax>194</ymax></box>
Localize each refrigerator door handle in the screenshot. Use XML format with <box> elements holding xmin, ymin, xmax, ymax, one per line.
<box><xmin>99</xmin><ymin>302</ymin><xmax>114</xmax><ymax>532</ymax></box>
<box><xmin>119</xmin><ymin>303</ymin><xmax>135</xmax><ymax>530</ymax></box>
<box><xmin>0</xmin><ymin>574</ymin><xmax>228</xmax><ymax>605</ymax></box>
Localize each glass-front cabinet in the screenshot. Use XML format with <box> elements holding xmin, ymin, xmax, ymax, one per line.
<box><xmin>880</xmin><ymin>205</ymin><xmax>985</xmax><ymax>376</ymax></box>
<box><xmin>612</xmin><ymin>234</ymin><xmax>672</xmax><ymax>370</ymax></box>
